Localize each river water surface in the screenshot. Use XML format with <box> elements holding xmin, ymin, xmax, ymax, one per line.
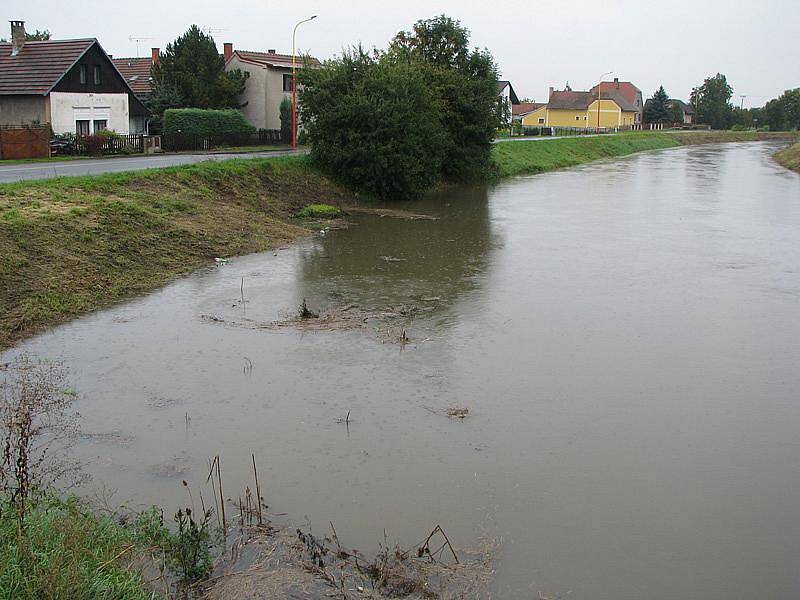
<box><xmin>5</xmin><ymin>141</ymin><xmax>800</xmax><ymax>599</ymax></box>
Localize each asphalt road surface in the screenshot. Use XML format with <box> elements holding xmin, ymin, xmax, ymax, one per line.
<box><xmin>0</xmin><ymin>149</ymin><xmax>307</xmax><ymax>184</ymax></box>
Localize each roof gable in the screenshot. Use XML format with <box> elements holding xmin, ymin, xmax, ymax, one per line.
<box><xmin>228</xmin><ymin>50</ymin><xmax>320</xmax><ymax>69</ymax></box>
<box><xmin>0</xmin><ymin>38</ymin><xmax>96</xmax><ymax>95</ymax></box>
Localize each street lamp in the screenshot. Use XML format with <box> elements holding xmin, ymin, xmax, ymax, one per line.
<box><xmin>292</xmin><ymin>15</ymin><xmax>317</xmax><ymax>150</ymax></box>
<box><xmin>596</xmin><ymin>71</ymin><xmax>613</xmax><ymax>132</ymax></box>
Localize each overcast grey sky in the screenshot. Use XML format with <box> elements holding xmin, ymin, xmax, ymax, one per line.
<box><xmin>5</xmin><ymin>0</ymin><xmax>798</xmax><ymax>107</ymax></box>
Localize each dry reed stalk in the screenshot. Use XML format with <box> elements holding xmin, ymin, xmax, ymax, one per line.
<box><xmin>252</xmin><ymin>454</ymin><xmax>263</xmax><ymax>526</ymax></box>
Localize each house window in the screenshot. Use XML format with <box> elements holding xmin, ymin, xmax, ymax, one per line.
<box><xmin>575</xmin><ymin>116</ymin><xmax>580</xmax><ymax>121</ymax></box>
<box><xmin>76</xmin><ymin>120</ymin><xmax>90</xmax><ymax>135</ymax></box>
<box><xmin>283</xmin><ymin>73</ymin><xmax>293</xmax><ymax>93</ymax></box>
<box><xmin>538</xmin><ymin>117</ymin><xmax>545</xmax><ymax>124</ymax></box>
<box><xmin>93</xmin><ymin>119</ymin><xmax>107</xmax><ymax>132</ymax></box>
<box><xmin>93</xmin><ymin>65</ymin><xmax>101</xmax><ymax>85</ymax></box>
<box><xmin>79</xmin><ymin>65</ymin><xmax>87</xmax><ymax>85</ymax></box>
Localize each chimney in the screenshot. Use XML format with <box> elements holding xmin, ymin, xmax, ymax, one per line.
<box><xmin>223</xmin><ymin>42</ymin><xmax>233</xmax><ymax>61</ymax></box>
<box><xmin>614</xmin><ymin>77</ymin><xmax>619</xmax><ymax>89</ymax></box>
<box><xmin>151</xmin><ymin>47</ymin><xmax>160</xmax><ymax>65</ymax></box>
<box><xmin>10</xmin><ymin>20</ymin><xmax>25</xmax><ymax>56</ymax></box>
<box><xmin>268</xmin><ymin>48</ymin><xmax>276</xmax><ymax>54</ymax></box>
<box><xmin>548</xmin><ymin>86</ymin><xmax>554</xmax><ymax>98</ymax></box>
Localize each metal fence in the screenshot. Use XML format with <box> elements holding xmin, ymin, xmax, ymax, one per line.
<box><xmin>161</xmin><ymin>130</ymin><xmax>284</xmax><ymax>152</ymax></box>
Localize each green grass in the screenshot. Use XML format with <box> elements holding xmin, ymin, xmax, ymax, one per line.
<box><xmin>296</xmin><ymin>203</ymin><xmax>342</xmax><ymax>218</ymax></box>
<box><xmin>0</xmin><ymin>155</ymin><xmax>356</xmax><ymax>350</ymax></box>
<box><xmin>490</xmin><ymin>132</ymin><xmax>681</xmax><ymax>178</ymax></box>
<box><xmin>775</xmin><ymin>141</ymin><xmax>800</xmax><ymax>172</ymax></box>
<box><xmin>0</xmin><ymin>495</ymin><xmax>157</xmax><ymax>599</ymax></box>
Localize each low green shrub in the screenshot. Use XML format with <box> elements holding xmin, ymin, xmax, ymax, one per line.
<box><xmin>163</xmin><ymin>108</ymin><xmax>256</xmax><ymax>135</ymax></box>
<box><xmin>297</xmin><ymin>203</ymin><xmax>342</xmax><ymax>218</ymax></box>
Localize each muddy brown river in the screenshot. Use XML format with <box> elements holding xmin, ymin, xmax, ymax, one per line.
<box><xmin>5</xmin><ymin>141</ymin><xmax>800</xmax><ymax>598</ymax></box>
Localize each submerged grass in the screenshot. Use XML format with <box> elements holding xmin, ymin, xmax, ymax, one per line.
<box><xmin>0</xmin><ymin>155</ymin><xmax>356</xmax><ymax>350</ymax></box>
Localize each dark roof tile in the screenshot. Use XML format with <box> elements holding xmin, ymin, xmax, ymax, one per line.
<box><xmin>0</xmin><ymin>39</ymin><xmax>95</xmax><ymax>95</ymax></box>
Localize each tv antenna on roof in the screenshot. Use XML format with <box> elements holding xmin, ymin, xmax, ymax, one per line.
<box><xmin>202</xmin><ymin>26</ymin><xmax>230</xmax><ymax>37</ymax></box>
<box><xmin>128</xmin><ymin>35</ymin><xmax>153</xmax><ymax>57</ymax></box>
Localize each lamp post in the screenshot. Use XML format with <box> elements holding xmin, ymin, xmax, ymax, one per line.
<box><xmin>292</xmin><ymin>15</ymin><xmax>317</xmax><ymax>150</ymax></box>
<box><xmin>596</xmin><ymin>71</ymin><xmax>613</xmax><ymax>132</ymax></box>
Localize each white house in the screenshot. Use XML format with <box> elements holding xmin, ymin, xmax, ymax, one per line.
<box><xmin>0</xmin><ymin>21</ymin><xmax>148</xmax><ymax>134</ymax></box>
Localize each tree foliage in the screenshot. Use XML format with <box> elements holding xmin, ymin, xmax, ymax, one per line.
<box><xmin>299</xmin><ymin>47</ymin><xmax>447</xmax><ymax>201</ymax></box>
<box><xmin>150</xmin><ymin>25</ymin><xmax>248</xmax><ymax>111</ymax></box>
<box><xmin>691</xmin><ymin>73</ymin><xmax>734</xmax><ymax>129</ymax></box>
<box><xmin>299</xmin><ymin>15</ymin><xmax>500</xmax><ymax>200</ymax></box>
<box><xmin>389</xmin><ymin>16</ymin><xmax>500</xmax><ymax>181</ymax></box>
<box><xmin>763</xmin><ymin>89</ymin><xmax>800</xmax><ymax>131</ymax></box>
<box><xmin>644</xmin><ymin>86</ymin><xmax>670</xmax><ymax>124</ymax></box>
<box><xmin>1</xmin><ymin>29</ymin><xmax>51</xmax><ymax>42</ymax></box>
<box><xmin>279</xmin><ymin>97</ymin><xmax>292</xmax><ymax>143</ymax></box>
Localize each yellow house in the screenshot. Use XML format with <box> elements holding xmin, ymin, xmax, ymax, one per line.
<box><xmin>522</xmin><ymin>89</ymin><xmax>639</xmax><ymax>129</ymax></box>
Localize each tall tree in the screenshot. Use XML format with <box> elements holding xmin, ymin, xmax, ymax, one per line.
<box><xmin>690</xmin><ymin>73</ymin><xmax>734</xmax><ymax>129</ymax></box>
<box><xmin>644</xmin><ymin>86</ymin><xmax>670</xmax><ymax>124</ymax></box>
<box><xmin>763</xmin><ymin>89</ymin><xmax>800</xmax><ymax>131</ymax></box>
<box><xmin>150</xmin><ymin>25</ymin><xmax>248</xmax><ymax>110</ymax></box>
<box><xmin>389</xmin><ymin>15</ymin><xmax>500</xmax><ymax>180</ymax></box>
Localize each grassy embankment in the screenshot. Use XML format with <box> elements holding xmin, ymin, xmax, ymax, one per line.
<box><xmin>2</xmin><ymin>130</ymin><xmax>797</xmax><ymax>351</ymax></box>
<box><xmin>0</xmin><ymin>156</ymin><xmax>355</xmax><ymax>350</ymax></box>
<box><xmin>774</xmin><ymin>141</ymin><xmax>800</xmax><ymax>173</ymax></box>
<box><xmin>492</xmin><ymin>130</ymin><xmax>798</xmax><ymax>178</ymax></box>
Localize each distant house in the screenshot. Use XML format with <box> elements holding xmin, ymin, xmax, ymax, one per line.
<box><xmin>668</xmin><ymin>99</ymin><xmax>695</xmax><ymax>125</ymax></box>
<box><xmin>590</xmin><ymin>78</ymin><xmax>643</xmax><ymax>124</ymax></box>
<box><xmin>512</xmin><ymin>102</ymin><xmax>545</xmax><ymax>123</ymax></box>
<box><xmin>522</xmin><ymin>84</ymin><xmax>640</xmax><ymax>128</ymax></box>
<box><xmin>0</xmin><ymin>21</ymin><xmax>148</xmax><ymax>134</ymax></box>
<box><xmin>224</xmin><ymin>43</ymin><xmax>320</xmax><ymax>130</ymax></box>
<box><xmin>497</xmin><ymin>80</ymin><xmax>520</xmax><ymax>123</ymax></box>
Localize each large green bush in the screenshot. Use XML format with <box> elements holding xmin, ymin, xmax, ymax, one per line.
<box><xmin>162</xmin><ymin>108</ymin><xmax>255</xmax><ymax>135</ymax></box>
<box><xmin>299</xmin><ymin>16</ymin><xmax>500</xmax><ymax>200</ymax></box>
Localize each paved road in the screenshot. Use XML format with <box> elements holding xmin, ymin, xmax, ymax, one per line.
<box><xmin>0</xmin><ymin>148</ymin><xmax>308</xmax><ymax>184</ymax></box>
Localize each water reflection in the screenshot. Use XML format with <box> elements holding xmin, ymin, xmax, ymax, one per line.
<box><xmin>295</xmin><ymin>185</ymin><xmax>499</xmax><ymax>322</ymax></box>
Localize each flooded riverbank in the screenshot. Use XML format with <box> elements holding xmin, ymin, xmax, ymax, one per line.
<box><xmin>4</xmin><ymin>141</ymin><xmax>800</xmax><ymax>598</ymax></box>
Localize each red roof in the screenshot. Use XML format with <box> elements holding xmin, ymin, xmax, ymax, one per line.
<box><xmin>112</xmin><ymin>57</ymin><xmax>153</xmax><ymax>96</ymax></box>
<box><xmin>590</xmin><ymin>81</ymin><xmax>641</xmax><ymax>106</ymax></box>
<box><xmin>0</xmin><ymin>38</ymin><xmax>95</xmax><ymax>95</ymax></box>
<box><xmin>512</xmin><ymin>102</ymin><xmax>544</xmax><ymax>116</ymax></box>
<box><xmin>228</xmin><ymin>50</ymin><xmax>320</xmax><ymax>69</ymax></box>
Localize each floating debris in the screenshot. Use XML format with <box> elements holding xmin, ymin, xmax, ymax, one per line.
<box><xmin>447</xmin><ymin>407</ymin><xmax>470</xmax><ymax>419</ymax></box>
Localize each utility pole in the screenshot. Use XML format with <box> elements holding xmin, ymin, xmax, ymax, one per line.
<box><xmin>292</xmin><ymin>15</ymin><xmax>317</xmax><ymax>150</ymax></box>
<box><xmin>739</xmin><ymin>95</ymin><xmax>747</xmax><ymax>110</ymax></box>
